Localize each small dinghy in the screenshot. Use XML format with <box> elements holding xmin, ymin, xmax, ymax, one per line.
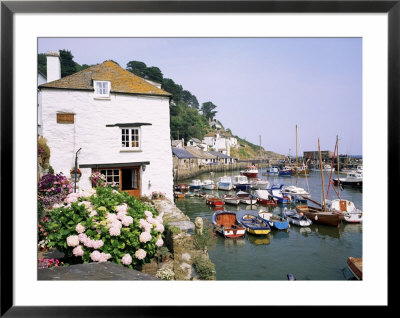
<box><xmin>239</xmin><ymin>214</ymin><xmax>271</xmax><ymax>235</ymax></box>
<box><xmin>282</xmin><ymin>208</ymin><xmax>312</xmax><ymax>227</ymax></box>
<box><xmin>258</xmin><ymin>210</ymin><xmax>289</xmax><ymax>230</ymax></box>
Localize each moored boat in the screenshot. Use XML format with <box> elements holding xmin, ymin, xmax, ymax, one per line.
<box><xmin>222</xmin><ymin>194</ymin><xmax>241</xmax><ymax>206</ymax></box>
<box><xmin>216</xmin><ymin>176</ymin><xmax>234</xmax><ymax>191</ymax></box>
<box><xmin>212</xmin><ymin>211</ymin><xmax>246</xmax><ymax>238</ymax></box>
<box><xmin>250</xmin><ymin>179</ymin><xmax>270</xmax><ymax>190</ymax></box>
<box><xmin>281</xmin><ymin>185</ymin><xmax>310</xmax><ymax>203</ymax></box>
<box><xmin>236</xmin><ymin>191</ymin><xmax>257</xmax><ymax>205</ymax></box>
<box><xmin>347</xmin><ymin>257</ymin><xmax>363</xmax><ymax>280</ymax></box>
<box><xmin>258</xmin><ymin>210</ymin><xmax>289</xmax><ymax>230</ymax></box>
<box><xmin>202</xmin><ymin>179</ymin><xmax>215</xmax><ymax>190</ymax></box>
<box><xmin>253</xmin><ymin>189</ymin><xmax>277</xmax><ymax>206</ymax></box>
<box><xmin>189</xmin><ymin>179</ymin><xmax>203</xmax><ymax>190</ymax></box>
<box><xmin>206</xmin><ymin>196</ymin><xmax>225</xmax><ymax>207</ymax></box>
<box><xmin>296</xmin><ymin>204</ymin><xmax>340</xmax><ymax>227</ymax></box>
<box><xmin>232</xmin><ymin>175</ymin><xmax>251</xmax><ymax>191</ymax></box>
<box><xmin>328</xmin><ymin>199</ymin><xmax>363</xmax><ymax>223</ymax></box>
<box><xmin>240</xmin><ymin>165</ymin><xmax>259</xmax><ymax>178</ymax></box>
<box><xmin>268</xmin><ymin>184</ymin><xmax>290</xmax><ymax>204</ymax></box>
<box><xmin>174</xmin><ymin>183</ymin><xmax>190</xmax><ymax>192</ymax></box>
<box><xmin>265</xmin><ymin>166</ymin><xmax>279</xmax><ymax>175</ymax></box>
<box><xmin>174</xmin><ymin>191</ymin><xmax>185</xmax><ymax>198</ymax></box>
<box><xmin>279</xmin><ymin>167</ymin><xmax>293</xmax><ymax>176</ymax></box>
<box><xmin>333</xmin><ymin>172</ymin><xmax>362</xmax><ymax>188</ymax></box>
<box><xmin>282</xmin><ymin>208</ymin><xmax>312</xmax><ymax>227</ymax></box>
<box><xmin>239</xmin><ymin>214</ymin><xmax>271</xmax><ymax>235</ymax></box>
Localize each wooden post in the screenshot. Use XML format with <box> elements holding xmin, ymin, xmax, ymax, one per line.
<box><xmin>336</xmin><ymin>135</ymin><xmax>341</xmax><ymax>200</ymax></box>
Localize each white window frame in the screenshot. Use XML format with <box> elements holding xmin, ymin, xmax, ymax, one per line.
<box><xmin>94</xmin><ymin>80</ymin><xmax>111</xmax><ymax>99</ymax></box>
<box><xmin>121</xmin><ymin>127</ymin><xmax>141</xmax><ymax>151</ymax></box>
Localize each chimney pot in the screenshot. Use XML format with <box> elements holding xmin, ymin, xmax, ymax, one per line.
<box><xmin>46</xmin><ymin>51</ymin><xmax>61</xmax><ymax>83</ymax></box>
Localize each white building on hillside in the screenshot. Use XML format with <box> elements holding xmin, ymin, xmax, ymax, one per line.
<box><xmin>39</xmin><ymin>52</ymin><xmax>174</xmax><ymax>200</ymax></box>
<box><xmin>203</xmin><ymin>132</ymin><xmax>235</xmax><ymax>156</ymax></box>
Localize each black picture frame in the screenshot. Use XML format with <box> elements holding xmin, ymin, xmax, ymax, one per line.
<box><xmin>1</xmin><ymin>0</ymin><xmax>395</xmax><ymax>316</ymax></box>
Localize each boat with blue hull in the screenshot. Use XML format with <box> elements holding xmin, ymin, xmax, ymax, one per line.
<box><xmin>258</xmin><ymin>210</ymin><xmax>289</xmax><ymax>230</ymax></box>
<box><xmin>265</xmin><ymin>167</ymin><xmax>279</xmax><ymax>175</ymax></box>
<box><xmin>239</xmin><ymin>214</ymin><xmax>271</xmax><ymax>235</ymax></box>
<box><xmin>268</xmin><ymin>184</ymin><xmax>290</xmax><ymax>204</ymax></box>
<box><xmin>278</xmin><ymin>167</ymin><xmax>293</xmax><ymax>176</ymax></box>
<box><xmin>232</xmin><ymin>175</ymin><xmax>251</xmax><ymax>191</ymax></box>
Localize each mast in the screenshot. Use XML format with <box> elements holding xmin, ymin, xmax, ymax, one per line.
<box><xmin>336</xmin><ymin>135</ymin><xmax>341</xmax><ymax>200</ymax></box>
<box><xmin>296</xmin><ymin>125</ymin><xmax>299</xmax><ymax>187</ymax></box>
<box><xmin>318</xmin><ymin>138</ymin><xmax>326</xmax><ymax>211</ymax></box>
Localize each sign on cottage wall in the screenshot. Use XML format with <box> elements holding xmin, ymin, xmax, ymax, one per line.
<box><xmin>56</xmin><ymin>113</ymin><xmax>74</xmax><ymax>124</ymax></box>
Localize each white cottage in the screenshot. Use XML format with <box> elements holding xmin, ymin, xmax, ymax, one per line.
<box><xmin>39</xmin><ymin>53</ymin><xmax>174</xmax><ymax>200</ymax></box>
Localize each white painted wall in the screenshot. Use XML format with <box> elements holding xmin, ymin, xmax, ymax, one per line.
<box><xmin>46</xmin><ymin>54</ymin><xmax>61</xmax><ymax>83</ymax></box>
<box><xmin>37</xmin><ymin>73</ymin><xmax>46</xmax><ymax>136</ymax></box>
<box><xmin>40</xmin><ymin>88</ymin><xmax>174</xmax><ymax>200</ymax></box>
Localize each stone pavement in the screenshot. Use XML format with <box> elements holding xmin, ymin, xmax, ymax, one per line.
<box><xmin>38</xmin><ymin>262</ymin><xmax>159</xmax><ymax>280</ymax></box>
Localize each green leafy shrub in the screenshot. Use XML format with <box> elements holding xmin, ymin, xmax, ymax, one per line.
<box><xmin>193</xmin><ymin>256</ymin><xmax>216</xmax><ymax>280</ymax></box>
<box><xmin>41</xmin><ymin>187</ymin><xmax>166</xmax><ymax>268</ymax></box>
<box><xmin>193</xmin><ymin>220</ymin><xmax>217</xmax><ymax>253</ymax></box>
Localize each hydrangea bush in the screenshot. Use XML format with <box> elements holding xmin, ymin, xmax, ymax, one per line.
<box><xmin>42</xmin><ymin>186</ymin><xmax>165</xmax><ymax>269</ymax></box>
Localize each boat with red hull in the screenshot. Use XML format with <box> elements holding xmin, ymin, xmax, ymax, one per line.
<box><xmin>212</xmin><ymin>211</ymin><xmax>246</xmax><ymax>238</ymax></box>
<box><xmin>347</xmin><ymin>257</ymin><xmax>362</xmax><ymax>280</ymax></box>
<box><xmin>240</xmin><ymin>165</ymin><xmax>259</xmax><ymax>178</ymax></box>
<box><xmin>206</xmin><ymin>196</ymin><xmax>225</xmax><ymax>207</ymax></box>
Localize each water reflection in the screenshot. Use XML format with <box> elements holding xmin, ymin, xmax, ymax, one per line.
<box><xmin>270</xmin><ymin>231</ymin><xmax>290</xmax><ymax>240</ymax></box>
<box><xmin>246</xmin><ymin>234</ymin><xmax>271</xmax><ymax>245</ymax></box>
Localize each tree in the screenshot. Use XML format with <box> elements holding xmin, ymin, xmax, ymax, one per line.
<box><xmin>38</xmin><ymin>53</ymin><xmax>47</xmax><ymax>75</ymax></box>
<box><xmin>162</xmin><ymin>78</ymin><xmax>183</xmax><ymax>103</ymax></box>
<box><xmin>201</xmin><ymin>101</ymin><xmax>218</xmax><ymax>120</ymax></box>
<box><xmin>182</xmin><ymin>90</ymin><xmax>199</xmax><ymax>109</ymax></box>
<box><xmin>59</xmin><ymin>49</ymin><xmax>78</xmax><ymax>77</ymax></box>
<box><xmin>126</xmin><ymin>60</ymin><xmax>147</xmax><ymax>78</ymax></box>
<box><xmin>146</xmin><ymin>66</ymin><xmax>163</xmax><ymax>83</ymax></box>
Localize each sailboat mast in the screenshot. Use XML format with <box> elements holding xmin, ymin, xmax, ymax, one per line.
<box><xmin>318</xmin><ymin>138</ymin><xmax>326</xmax><ymax>211</ymax></box>
<box><xmin>336</xmin><ymin>135</ymin><xmax>341</xmax><ymax>200</ymax></box>
<box><xmin>296</xmin><ymin>125</ymin><xmax>299</xmax><ymax>187</ymax></box>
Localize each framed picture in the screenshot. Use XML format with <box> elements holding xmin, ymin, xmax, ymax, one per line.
<box><xmin>1</xmin><ymin>0</ymin><xmax>395</xmax><ymax>315</ymax></box>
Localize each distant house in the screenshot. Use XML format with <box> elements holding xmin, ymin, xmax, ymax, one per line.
<box><xmin>187</xmin><ymin>138</ymin><xmax>207</xmax><ymax>151</ymax></box>
<box><xmin>171</xmin><ymin>139</ymin><xmax>185</xmax><ymax>148</ymax></box>
<box><xmin>208</xmin><ymin>151</ymin><xmax>235</xmax><ymax>165</ymax></box>
<box><xmin>172</xmin><ymin>147</ymin><xmax>198</xmax><ymax>171</ymax></box>
<box><xmin>185</xmin><ymin>146</ymin><xmax>217</xmax><ymax>166</ymax></box>
<box><xmin>39</xmin><ymin>52</ymin><xmax>174</xmax><ymax>200</ymax></box>
<box><xmin>203</xmin><ymin>132</ymin><xmax>232</xmax><ymax>156</ymax></box>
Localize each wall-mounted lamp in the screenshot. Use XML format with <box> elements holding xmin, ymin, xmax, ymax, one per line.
<box><xmin>142</xmin><ymin>165</ymin><xmax>146</xmax><ymax>172</ymax></box>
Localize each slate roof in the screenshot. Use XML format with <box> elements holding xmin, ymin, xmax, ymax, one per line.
<box><xmin>186</xmin><ymin>147</ymin><xmax>216</xmax><ymax>159</ymax></box>
<box><xmin>207</xmin><ymin>151</ymin><xmax>234</xmax><ymax>159</ymax></box>
<box><xmin>39</xmin><ymin>60</ymin><xmax>171</xmax><ymax>97</ymax></box>
<box><xmin>172</xmin><ymin>147</ymin><xmax>196</xmax><ymax>159</ymax></box>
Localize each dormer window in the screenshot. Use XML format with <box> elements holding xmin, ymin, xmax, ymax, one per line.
<box><xmin>94</xmin><ymin>81</ymin><xmax>110</xmax><ymax>98</ymax></box>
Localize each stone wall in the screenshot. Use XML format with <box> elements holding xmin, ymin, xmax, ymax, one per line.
<box><xmin>145</xmin><ymin>198</ymin><xmax>215</xmax><ymax>280</ymax></box>
<box><xmin>174</xmin><ymin>162</ymin><xmax>250</xmax><ymax>181</ymax></box>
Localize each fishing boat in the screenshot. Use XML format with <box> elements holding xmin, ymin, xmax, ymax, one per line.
<box><xmin>258</xmin><ymin>210</ymin><xmax>289</xmax><ymax>230</ymax></box>
<box><xmin>212</xmin><ymin>211</ymin><xmax>246</xmax><ymax>238</ymax></box>
<box><xmin>201</xmin><ymin>179</ymin><xmax>215</xmax><ymax>190</ymax></box>
<box><xmin>265</xmin><ymin>166</ymin><xmax>279</xmax><ymax>175</ymax></box>
<box><xmin>174</xmin><ymin>183</ymin><xmax>189</xmax><ymax>192</ymax></box>
<box><xmin>222</xmin><ymin>194</ymin><xmax>241</xmax><ymax>206</ymax></box>
<box><xmin>327</xmin><ymin>199</ymin><xmax>363</xmax><ymax>223</ymax></box>
<box><xmin>174</xmin><ymin>191</ymin><xmax>185</xmax><ymax>199</ymax></box>
<box><xmin>253</xmin><ymin>189</ymin><xmax>277</xmax><ymax>206</ymax></box>
<box><xmin>232</xmin><ymin>175</ymin><xmax>251</xmax><ymax>191</ymax></box>
<box><xmin>278</xmin><ymin>167</ymin><xmax>293</xmax><ymax>176</ymax></box>
<box><xmin>240</xmin><ymin>165</ymin><xmax>259</xmax><ymax>178</ymax></box>
<box><xmin>268</xmin><ymin>184</ymin><xmax>290</xmax><ymax>204</ymax></box>
<box><xmin>236</xmin><ymin>191</ymin><xmax>257</xmax><ymax>205</ymax></box>
<box><xmin>294</xmin><ymin>165</ymin><xmax>310</xmax><ymax>176</ymax></box>
<box><xmin>347</xmin><ymin>257</ymin><xmax>363</xmax><ymax>280</ymax></box>
<box><xmin>311</xmin><ymin>164</ymin><xmax>335</xmax><ymax>172</ymax></box>
<box><xmin>250</xmin><ymin>179</ymin><xmax>270</xmax><ymax>190</ymax></box>
<box><xmin>205</xmin><ymin>196</ymin><xmax>225</xmax><ymax>207</ymax></box>
<box><xmin>333</xmin><ymin>172</ymin><xmax>362</xmax><ymax>188</ymax></box>
<box><xmin>216</xmin><ymin>176</ymin><xmax>234</xmax><ymax>191</ymax></box>
<box><xmin>239</xmin><ymin>214</ymin><xmax>271</xmax><ymax>235</ymax></box>
<box><xmin>282</xmin><ymin>208</ymin><xmax>312</xmax><ymax>227</ymax></box>
<box><xmin>189</xmin><ymin>179</ymin><xmax>203</xmax><ymax>190</ymax></box>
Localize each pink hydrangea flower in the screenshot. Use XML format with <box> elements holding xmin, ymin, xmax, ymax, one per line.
<box><xmin>75</xmin><ymin>223</ymin><xmax>86</xmax><ymax>234</ymax></box>
<box><xmin>154</xmin><ymin>222</ymin><xmax>164</xmax><ymax>233</ymax></box>
<box><xmin>66</xmin><ymin>235</ymin><xmax>79</xmax><ymax>247</ymax></box>
<box><xmin>139</xmin><ymin>231</ymin><xmax>152</xmax><ymax>243</ymax></box>
<box><xmin>115</xmin><ymin>203</ymin><xmax>128</xmax><ymax>214</ymax></box>
<box><xmin>73</xmin><ymin>245</ymin><xmax>84</xmax><ymax>257</ymax></box>
<box><xmin>121</xmin><ymin>216</ymin><xmax>133</xmax><ymax>226</ymax></box>
<box><xmin>92</xmin><ymin>239</ymin><xmax>104</xmax><ymax>249</ymax></box>
<box><xmin>90</xmin><ymin>250</ymin><xmax>101</xmax><ymax>262</ymax></box>
<box><xmin>146</xmin><ymin>216</ymin><xmax>156</xmax><ymax>224</ymax></box>
<box><xmin>135</xmin><ymin>249</ymin><xmax>146</xmax><ymax>260</ymax></box>
<box><xmin>144</xmin><ymin>210</ymin><xmax>153</xmax><ymax>218</ymax></box>
<box><xmin>64</xmin><ymin>193</ymin><xmax>80</xmax><ymax>204</ymax></box>
<box><xmin>156</xmin><ymin>237</ymin><xmax>164</xmax><ymax>247</ymax></box>
<box><xmin>98</xmin><ymin>253</ymin><xmax>111</xmax><ymax>263</ymax></box>
<box><xmin>78</xmin><ymin>233</ymin><xmax>88</xmax><ymax>243</ymax></box>
<box><xmin>109</xmin><ymin>226</ymin><xmax>121</xmax><ymax>236</ymax></box>
<box><xmin>121</xmin><ymin>254</ymin><xmax>132</xmax><ymax>265</ymax></box>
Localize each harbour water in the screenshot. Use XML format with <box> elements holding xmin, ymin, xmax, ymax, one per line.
<box><xmin>174</xmin><ymin>168</ymin><xmax>362</xmax><ymax>280</ymax></box>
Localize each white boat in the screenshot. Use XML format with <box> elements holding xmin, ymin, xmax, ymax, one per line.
<box><xmin>282</xmin><ymin>208</ymin><xmax>312</xmax><ymax>227</ymax></box>
<box><xmin>328</xmin><ymin>199</ymin><xmax>363</xmax><ymax>223</ymax></box>
<box><xmin>265</xmin><ymin>166</ymin><xmax>279</xmax><ymax>174</ymax></box>
<box><xmin>236</xmin><ymin>191</ymin><xmax>257</xmax><ymax>205</ymax></box>
<box><xmin>240</xmin><ymin>165</ymin><xmax>258</xmax><ymax>178</ymax></box>
<box><xmin>222</xmin><ymin>194</ymin><xmax>241</xmax><ymax>205</ymax></box>
<box><xmin>250</xmin><ymin>179</ymin><xmax>270</xmax><ymax>190</ymax></box>
<box><xmin>333</xmin><ymin>172</ymin><xmax>362</xmax><ymax>188</ymax></box>
<box><xmin>189</xmin><ymin>179</ymin><xmax>203</xmax><ymax>190</ymax></box>
<box><xmin>216</xmin><ymin>176</ymin><xmax>234</xmax><ymax>191</ymax></box>
<box><xmin>202</xmin><ymin>179</ymin><xmax>215</xmax><ymax>190</ymax></box>
<box><xmin>281</xmin><ymin>185</ymin><xmax>311</xmax><ymax>203</ymax></box>
<box><xmin>232</xmin><ymin>175</ymin><xmax>251</xmax><ymax>191</ymax></box>
<box><xmin>311</xmin><ymin>164</ymin><xmax>335</xmax><ymax>172</ymax></box>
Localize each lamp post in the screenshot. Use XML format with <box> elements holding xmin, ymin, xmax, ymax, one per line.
<box><xmin>74</xmin><ymin>148</ymin><xmax>82</xmax><ymax>193</ymax></box>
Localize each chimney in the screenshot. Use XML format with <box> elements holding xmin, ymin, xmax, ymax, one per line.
<box><xmin>46</xmin><ymin>51</ymin><xmax>61</xmax><ymax>83</ymax></box>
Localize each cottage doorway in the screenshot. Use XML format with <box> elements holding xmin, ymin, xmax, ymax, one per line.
<box><xmin>120</xmin><ymin>167</ymin><xmax>141</xmax><ymax>197</ymax></box>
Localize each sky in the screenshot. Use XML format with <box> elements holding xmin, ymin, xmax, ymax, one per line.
<box><xmin>38</xmin><ymin>37</ymin><xmax>362</xmax><ymax>156</ymax></box>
